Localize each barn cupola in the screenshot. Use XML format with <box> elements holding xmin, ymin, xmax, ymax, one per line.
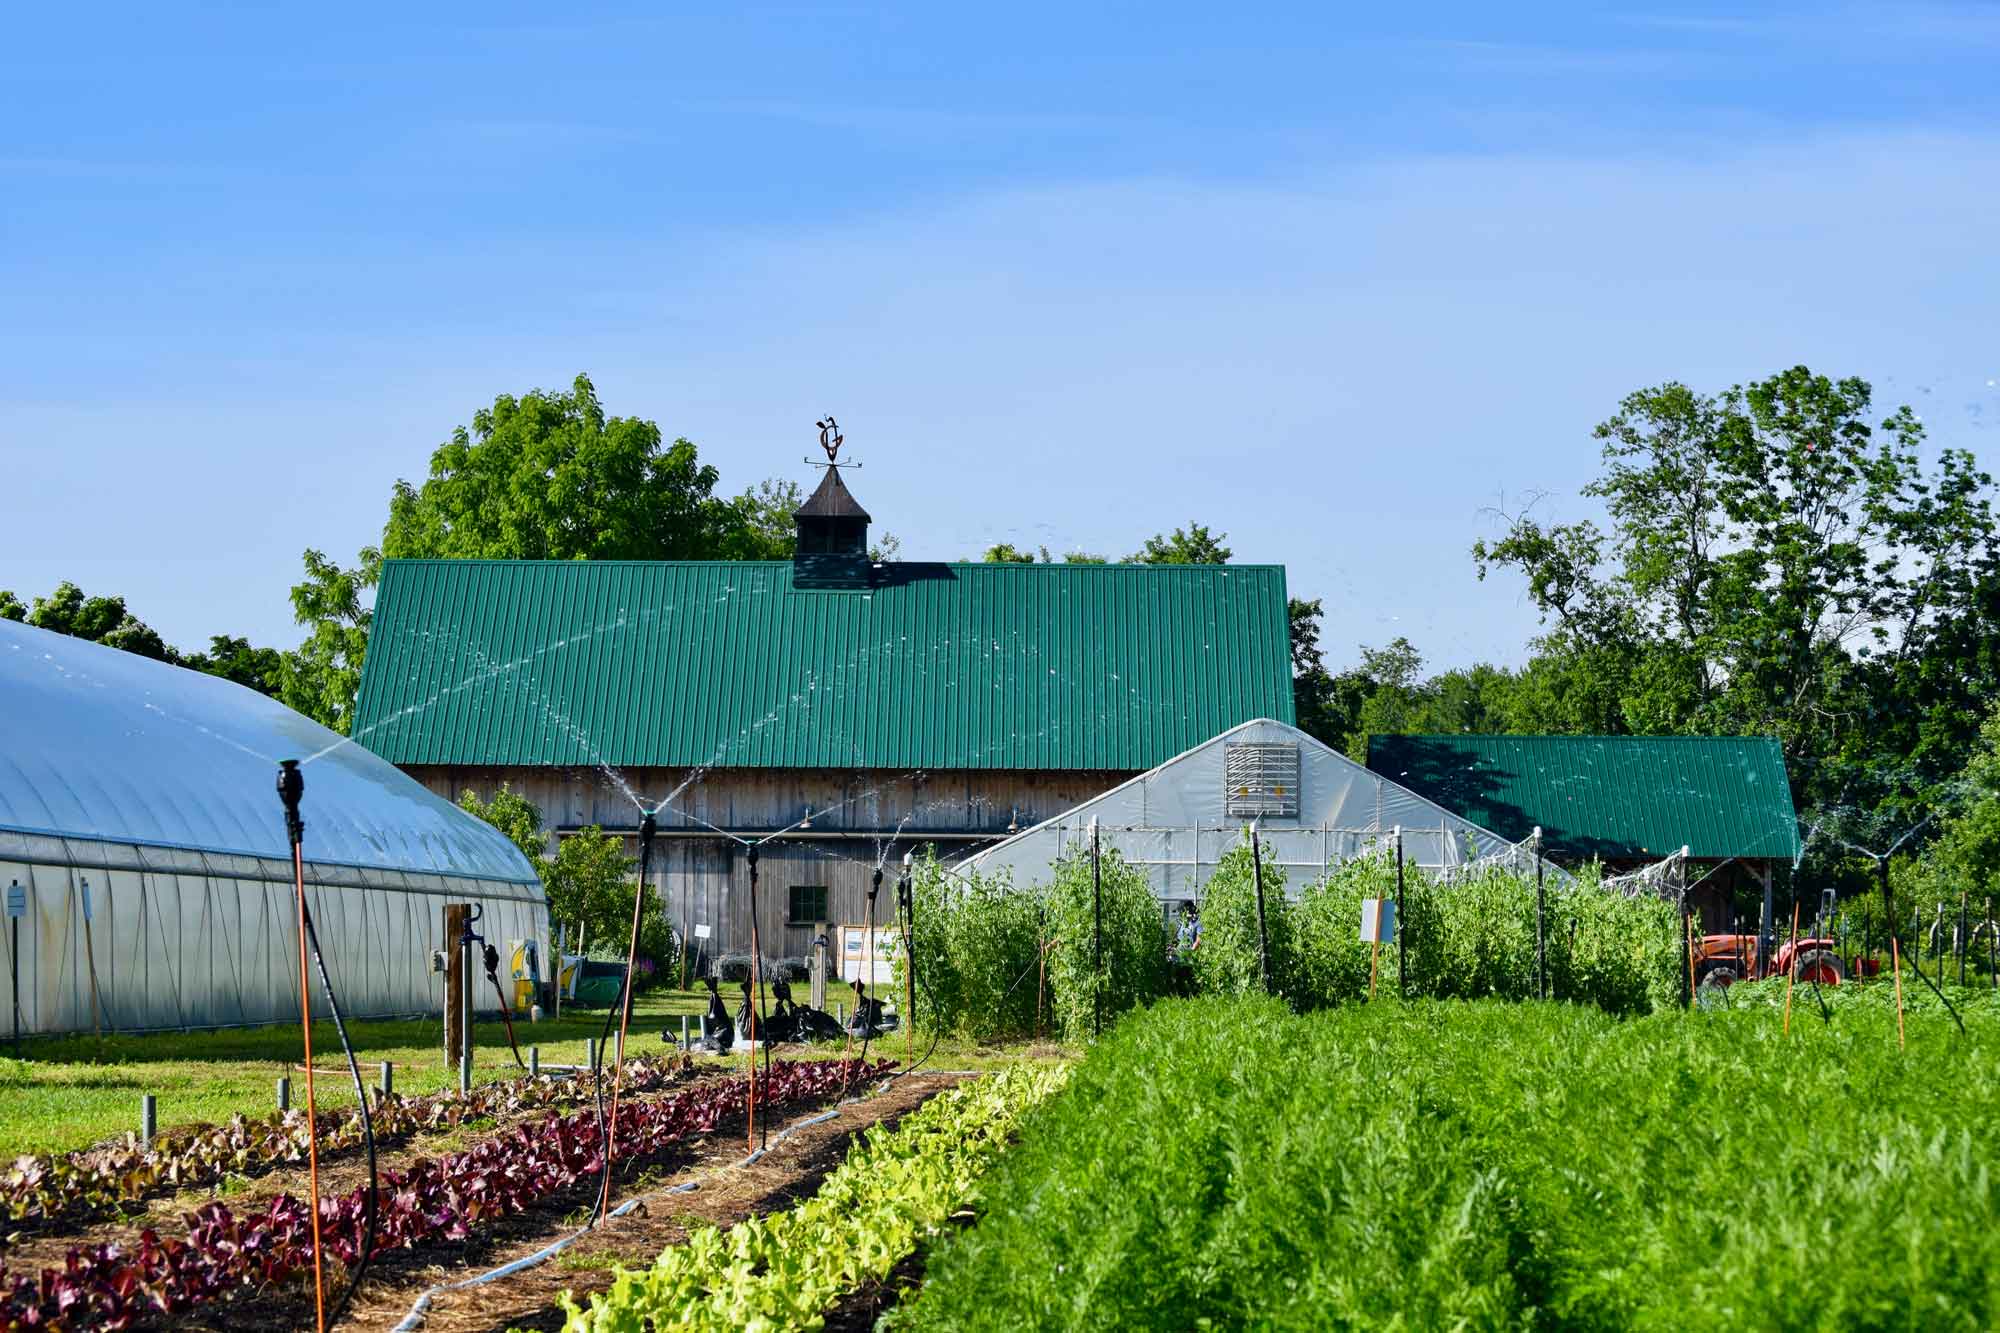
<box><xmin>793</xmin><ymin>415</ymin><xmax>873</xmax><ymax>589</ymax></box>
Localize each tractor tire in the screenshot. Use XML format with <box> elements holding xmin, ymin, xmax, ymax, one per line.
<box><xmin>1695</xmin><ymin>964</ymin><xmax>1738</xmax><ymax>1008</ymax></box>
<box><xmin>1792</xmin><ymin>950</ymin><xmax>1846</xmax><ymax>986</ymax></box>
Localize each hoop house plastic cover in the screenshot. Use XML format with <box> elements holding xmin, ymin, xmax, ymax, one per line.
<box><xmin>0</xmin><ymin>618</ymin><xmax>546</xmax><ymax>1035</ymax></box>
<box><xmin>961</xmin><ymin>718</ymin><xmax>1527</xmax><ymax>901</ymax></box>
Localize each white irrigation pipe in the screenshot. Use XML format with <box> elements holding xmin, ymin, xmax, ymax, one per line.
<box><xmin>388</xmin><ymin>1066</ymin><xmax>988</xmax><ymax>1331</ymax></box>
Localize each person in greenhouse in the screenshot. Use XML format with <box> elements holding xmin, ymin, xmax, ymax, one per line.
<box><xmin>1176</xmin><ymin>901</ymin><xmax>1201</xmax><ymax>954</ymax></box>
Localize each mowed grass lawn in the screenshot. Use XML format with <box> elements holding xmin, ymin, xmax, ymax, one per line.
<box><xmin>0</xmin><ymin>986</ymin><xmax>1057</xmax><ymax>1157</ymax></box>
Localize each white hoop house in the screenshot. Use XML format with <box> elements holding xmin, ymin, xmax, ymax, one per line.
<box><xmin>0</xmin><ymin>619</ymin><xmax>545</xmax><ymax>1036</ymax></box>
<box><xmin>962</xmin><ymin>718</ymin><xmax>1535</xmax><ymax>900</ymax></box>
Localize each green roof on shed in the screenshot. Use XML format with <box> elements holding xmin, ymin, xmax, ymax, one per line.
<box><xmin>353</xmin><ymin>560</ymin><xmax>1294</xmax><ymax>771</ymax></box>
<box><xmin>1365</xmin><ymin>734</ymin><xmax>1801</xmax><ymax>862</ymax></box>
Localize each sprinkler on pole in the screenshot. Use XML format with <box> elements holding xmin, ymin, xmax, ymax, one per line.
<box><xmin>276</xmin><ymin>760</ymin><xmax>378</xmax><ymax>1332</ymax></box>
<box><xmin>747</xmin><ymin>843</ymin><xmax>771</xmax><ymax>1150</ymax></box>
<box><xmin>596</xmin><ymin>809</ymin><xmax>656</xmax><ymax>1217</ymax></box>
<box><xmin>898</xmin><ymin>851</ymin><xmax>915</xmax><ymax>1059</ymax></box>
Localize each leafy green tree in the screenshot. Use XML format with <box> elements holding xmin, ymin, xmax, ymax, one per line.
<box><xmin>7</xmin><ymin>581</ymin><xmax>175</xmax><ymax>661</ymax></box>
<box><xmin>1130</xmin><ymin>522</ymin><xmax>1232</xmax><ymax>565</ymax></box>
<box><xmin>0</xmin><ymin>581</ymin><xmax>284</xmax><ymax>697</ymax></box>
<box><xmin>732</xmin><ymin>477</ymin><xmax>803</xmax><ymax>559</ymax></box>
<box><xmin>181</xmin><ymin>635</ymin><xmax>286</xmax><ymax>696</ymax></box>
<box><xmin>281</xmin><ymin>547</ymin><xmax>379</xmax><ymax>734</ymax></box>
<box><xmin>382</xmin><ymin>373</ymin><xmax>766</xmax><ymax>562</ymax></box>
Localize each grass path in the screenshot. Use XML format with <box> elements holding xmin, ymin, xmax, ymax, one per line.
<box><xmin>0</xmin><ymin>986</ymin><xmax>1058</xmax><ymax>1156</ymax></box>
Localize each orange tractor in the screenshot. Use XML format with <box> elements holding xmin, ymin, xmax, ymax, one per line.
<box><xmin>1692</xmin><ymin>929</ymin><xmax>1847</xmax><ymax>994</ymax></box>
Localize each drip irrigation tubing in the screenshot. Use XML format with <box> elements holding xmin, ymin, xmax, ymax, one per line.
<box><xmin>385</xmin><ymin>1063</ymin><xmax>986</xmax><ymax>1332</ymax></box>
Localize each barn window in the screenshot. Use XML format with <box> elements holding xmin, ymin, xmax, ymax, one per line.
<box><xmin>1225</xmin><ymin>742</ymin><xmax>1301</xmax><ymax>818</ymax></box>
<box><xmin>788</xmin><ymin>884</ymin><xmax>829</xmax><ymax>925</ymax></box>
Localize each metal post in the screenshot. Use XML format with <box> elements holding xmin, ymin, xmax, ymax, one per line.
<box><xmin>140</xmin><ymin>1094</ymin><xmax>156</xmax><ymax>1147</ymax></box>
<box><xmin>679</xmin><ymin>1015</ymin><xmax>689</xmax><ymax>1050</ymax></box>
<box><xmin>9</xmin><ymin>913</ymin><xmax>17</xmax><ymax>1056</ymax></box>
<box><xmin>1394</xmin><ymin>828</ymin><xmax>1406</xmax><ymax>999</ymax></box>
<box><xmin>379</xmin><ymin>1060</ymin><xmax>393</xmax><ymax>1100</ymax></box>
<box><xmin>1090</xmin><ymin>819</ymin><xmax>1104</xmax><ymax>1039</ymax></box>
<box><xmin>553</xmin><ymin>921</ymin><xmax>564</xmax><ymax>1023</ymax></box>
<box><xmin>1959</xmin><ymin>893</ymin><xmax>1969</xmax><ymax>987</ymax></box>
<box><xmin>459</xmin><ymin>916</ymin><xmax>474</xmax><ymax>1095</ymax></box>
<box><xmin>1533</xmin><ymin>827</ymin><xmax>1546</xmax><ymax>1001</ymax></box>
<box><xmin>530</xmin><ymin>1045</ymin><xmax>540</xmax><ymax>1078</ymax></box>
<box><xmin>277</xmin><ymin>1076</ymin><xmax>291</xmax><ymax>1112</ymax></box>
<box><xmin>1249</xmin><ymin>822</ymin><xmax>1271</xmax><ymax>996</ymax></box>
<box><xmin>1879</xmin><ymin>855</ymin><xmax>1895</xmax><ymax>950</ymax></box>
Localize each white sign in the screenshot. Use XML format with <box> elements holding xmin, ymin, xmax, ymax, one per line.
<box><xmin>839</xmin><ymin>925</ymin><xmax>901</xmax><ymax>985</ymax></box>
<box><xmin>693</xmin><ymin>924</ymin><xmax>711</xmax><ymax>940</ymax></box>
<box><xmin>5</xmin><ymin>883</ymin><xmax>23</xmax><ymax>920</ymax></box>
<box><xmin>1360</xmin><ymin>898</ymin><xmax>1396</xmax><ymax>944</ymax></box>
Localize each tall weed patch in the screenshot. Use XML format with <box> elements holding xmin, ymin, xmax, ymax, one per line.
<box><xmin>900</xmin><ymin>997</ymin><xmax>2000</xmax><ymax>1332</ymax></box>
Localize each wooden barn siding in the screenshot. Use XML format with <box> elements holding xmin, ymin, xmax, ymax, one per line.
<box><xmin>409</xmin><ymin>766</ymin><xmax>1132</xmax><ymax>957</ymax></box>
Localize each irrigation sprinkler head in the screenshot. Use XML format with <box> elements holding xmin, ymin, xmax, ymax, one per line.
<box><xmin>902</xmin><ymin>850</ymin><xmax>913</xmax><ymax>870</ymax></box>
<box><xmin>869</xmin><ymin>866</ymin><xmax>883</xmax><ymax>903</ymax></box>
<box><xmin>275</xmin><ymin>759</ymin><xmax>305</xmax><ymax>846</ymax></box>
<box><xmin>638</xmin><ymin>810</ymin><xmax>657</xmax><ymax>844</ymax></box>
<box><xmin>747</xmin><ymin>844</ymin><xmax>759</xmax><ymax>870</ymax></box>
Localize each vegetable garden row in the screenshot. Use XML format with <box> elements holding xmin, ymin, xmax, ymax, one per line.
<box><xmin>906</xmin><ymin>839</ymin><xmax>1685</xmax><ymax>1042</ymax></box>
<box><xmin>895</xmin><ymin>996</ymin><xmax>2000</xmax><ymax>1331</ymax></box>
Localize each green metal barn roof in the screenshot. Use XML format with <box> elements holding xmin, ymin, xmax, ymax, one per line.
<box><xmin>1365</xmin><ymin>734</ymin><xmax>1801</xmax><ymax>862</ymax></box>
<box><xmin>353</xmin><ymin>559</ymin><xmax>1294</xmax><ymax>771</ymax></box>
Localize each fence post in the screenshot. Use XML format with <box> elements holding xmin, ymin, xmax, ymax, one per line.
<box><xmin>1250</xmin><ymin>821</ymin><xmax>1272</xmax><ymax>996</ymax></box>
<box><xmin>277</xmin><ymin>1076</ymin><xmax>291</xmax><ymax>1112</ymax></box>
<box><xmin>140</xmin><ymin>1094</ymin><xmax>156</xmax><ymax>1148</ymax></box>
<box><xmin>1533</xmin><ymin>827</ymin><xmax>1546</xmax><ymax>1001</ymax></box>
<box><xmin>530</xmin><ymin>1045</ymin><xmax>540</xmax><ymax>1078</ymax></box>
<box><xmin>1090</xmin><ymin>818</ymin><xmax>1104</xmax><ymax>1040</ymax></box>
<box><xmin>379</xmin><ymin>1060</ymin><xmax>393</xmax><ymax>1100</ymax></box>
<box><xmin>1394</xmin><ymin>827</ymin><xmax>1406</xmax><ymax>999</ymax></box>
<box><xmin>1960</xmin><ymin>892</ymin><xmax>1969</xmax><ymax>987</ymax></box>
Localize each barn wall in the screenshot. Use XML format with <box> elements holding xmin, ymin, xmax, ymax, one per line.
<box><xmin>406</xmin><ymin>766</ymin><xmax>1132</xmax><ymax>958</ymax></box>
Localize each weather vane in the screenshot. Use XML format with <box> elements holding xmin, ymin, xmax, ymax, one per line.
<box><xmin>807</xmin><ymin>416</ymin><xmax>860</xmax><ymax>469</ymax></box>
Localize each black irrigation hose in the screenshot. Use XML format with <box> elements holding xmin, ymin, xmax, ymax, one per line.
<box><xmin>298</xmin><ymin>895</ymin><xmax>379</xmax><ymax>1330</ymax></box>
<box><xmin>1904</xmin><ymin>946</ymin><xmax>1967</xmax><ymax>1036</ymax></box>
<box><xmin>485</xmin><ymin>962</ymin><xmax>529</xmax><ymax>1071</ymax></box>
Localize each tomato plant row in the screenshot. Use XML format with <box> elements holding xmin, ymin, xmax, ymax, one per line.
<box><xmin>558</xmin><ymin>1064</ymin><xmax>1067</xmax><ymax>1332</ymax></box>
<box><xmin>0</xmin><ymin>1056</ymin><xmax>693</xmax><ymax>1234</ymax></box>
<box><xmin>0</xmin><ymin>1058</ymin><xmax>890</xmax><ymax>1331</ymax></box>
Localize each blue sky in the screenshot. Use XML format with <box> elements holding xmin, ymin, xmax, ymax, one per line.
<box><xmin>5</xmin><ymin>2</ymin><xmax>1998</xmax><ymax>671</ymax></box>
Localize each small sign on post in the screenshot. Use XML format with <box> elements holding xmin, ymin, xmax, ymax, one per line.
<box><xmin>5</xmin><ymin>883</ymin><xmax>24</xmax><ymax>919</ymax></box>
<box><xmin>1360</xmin><ymin>898</ymin><xmax>1396</xmax><ymax>1001</ymax></box>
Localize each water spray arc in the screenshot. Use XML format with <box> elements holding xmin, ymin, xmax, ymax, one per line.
<box><xmin>276</xmin><ymin>760</ymin><xmax>379</xmax><ymax>1332</ymax></box>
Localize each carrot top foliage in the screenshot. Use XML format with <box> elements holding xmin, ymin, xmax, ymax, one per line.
<box><xmin>896</xmin><ymin>996</ymin><xmax>2000</xmax><ymax>1332</ymax></box>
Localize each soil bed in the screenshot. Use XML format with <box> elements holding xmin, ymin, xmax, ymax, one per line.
<box><xmin>1</xmin><ymin>1064</ymin><xmax>712</xmax><ymax>1267</ymax></box>
<box><xmin>140</xmin><ymin>1072</ymin><xmax>956</xmax><ymax>1331</ymax></box>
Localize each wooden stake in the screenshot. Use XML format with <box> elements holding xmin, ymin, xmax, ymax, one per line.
<box><xmin>1369</xmin><ymin>939</ymin><xmax>1380</xmax><ymax>1001</ymax></box>
<box><xmin>1891</xmin><ymin>937</ymin><xmax>1907</xmax><ymax>1051</ymax></box>
<box><xmin>1685</xmin><ymin>913</ymin><xmax>1698</xmax><ymax>1006</ymax></box>
<box><xmin>1782</xmin><ymin>901</ymin><xmax>1801</xmax><ymax>1036</ymax></box>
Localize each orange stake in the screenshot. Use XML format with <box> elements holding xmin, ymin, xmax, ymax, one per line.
<box><xmin>1891</xmin><ymin>937</ymin><xmax>1907</xmax><ymax>1051</ymax></box>
<box><xmin>1782</xmin><ymin>901</ymin><xmax>1801</xmax><ymax>1036</ymax></box>
<box><xmin>292</xmin><ymin>844</ymin><xmax>327</xmax><ymax>1333</ymax></box>
<box><xmin>1369</xmin><ymin>939</ymin><xmax>1380</xmax><ymax>1001</ymax></box>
